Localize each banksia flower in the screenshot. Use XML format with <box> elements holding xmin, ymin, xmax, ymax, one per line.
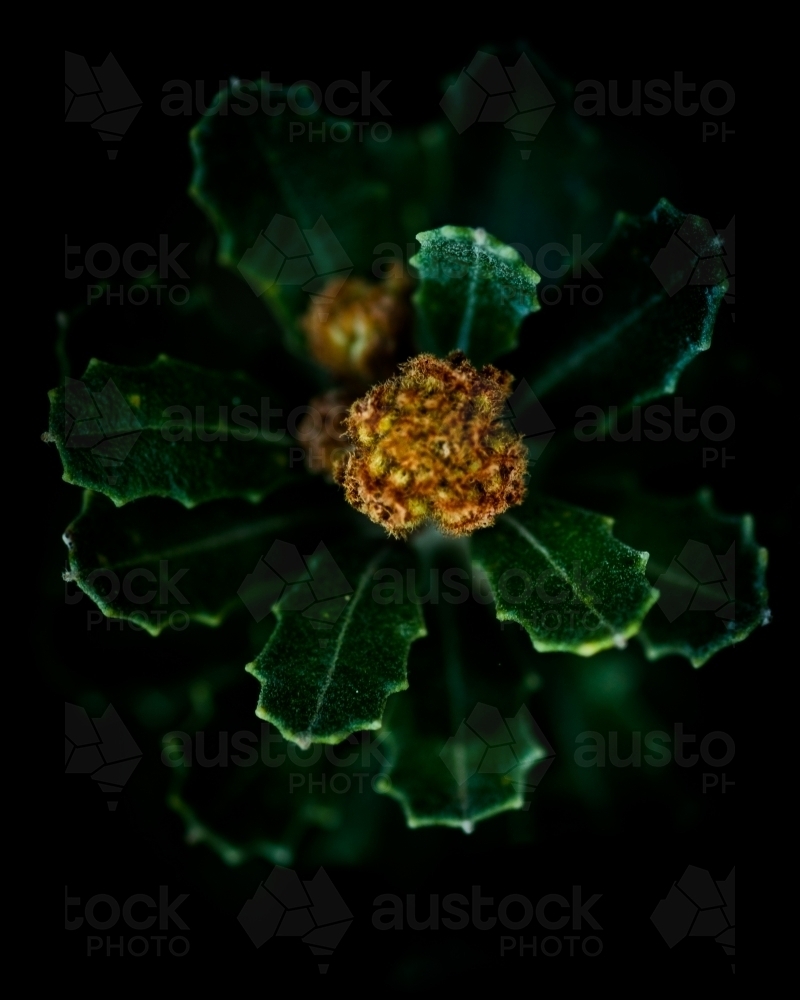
<box><xmin>301</xmin><ymin>267</ymin><xmax>411</xmax><ymax>384</ymax></box>
<box><xmin>335</xmin><ymin>352</ymin><xmax>528</xmax><ymax>538</ymax></box>
<box><xmin>295</xmin><ymin>388</ymin><xmax>355</xmax><ymax>478</ymax></box>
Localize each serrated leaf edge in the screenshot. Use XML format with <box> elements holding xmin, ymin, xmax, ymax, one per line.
<box><xmin>476</xmin><ymin>506</ymin><xmax>659</xmax><ymax>656</ymax></box>
<box><xmin>637</xmin><ymin>489</ymin><xmax>770</xmax><ymax>667</ymax></box>
<box><xmin>246</xmin><ymin>549</ymin><xmax>427</xmax><ymax>748</ymax></box>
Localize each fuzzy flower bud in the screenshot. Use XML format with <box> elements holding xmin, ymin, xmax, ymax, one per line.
<box><xmin>301</xmin><ymin>267</ymin><xmax>411</xmax><ymax>384</ymax></box>
<box><xmin>335</xmin><ymin>352</ymin><xmax>528</xmax><ymax>538</ymax></box>
<box><xmin>295</xmin><ymin>388</ymin><xmax>355</xmax><ymax>478</ymax></box>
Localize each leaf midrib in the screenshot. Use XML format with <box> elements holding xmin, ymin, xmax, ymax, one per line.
<box><xmin>455</xmin><ymin>243</ymin><xmax>483</xmax><ymax>354</ymax></box>
<box><xmin>502</xmin><ymin>514</ymin><xmax>626</xmax><ymax>645</ymax></box>
<box><xmin>532</xmin><ymin>291</ymin><xmax>666</xmax><ymax>398</ymax></box>
<box><xmin>301</xmin><ymin>546</ymin><xmax>392</xmax><ymax>738</ymax></box>
<box><xmin>78</xmin><ymin>513</ymin><xmax>310</xmax><ymax>572</ymax></box>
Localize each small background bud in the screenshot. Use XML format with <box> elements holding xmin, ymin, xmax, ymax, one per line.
<box><xmin>296</xmin><ymin>389</ymin><xmax>356</xmax><ymax>479</ymax></box>
<box><xmin>301</xmin><ymin>267</ymin><xmax>411</xmax><ymax>384</ymax></box>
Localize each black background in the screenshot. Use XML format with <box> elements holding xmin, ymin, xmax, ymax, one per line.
<box><xmin>48</xmin><ymin>29</ymin><xmax>758</xmax><ymax>985</ymax></box>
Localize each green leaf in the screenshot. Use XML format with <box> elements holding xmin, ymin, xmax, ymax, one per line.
<box><xmin>610</xmin><ymin>488</ymin><xmax>770</xmax><ymax>667</ymax></box>
<box><xmin>246</xmin><ymin>542</ymin><xmax>426</xmax><ymax>748</ymax></box>
<box><xmin>46</xmin><ymin>356</ymin><xmax>293</xmax><ymax>507</ymax></box>
<box><xmin>437</xmin><ymin>47</ymin><xmax>662</xmax><ymax>260</ymax></box>
<box><xmin>377</xmin><ymin>700</ymin><xmax>550</xmax><ymax>833</ymax></box>
<box><xmin>409</xmin><ymin>226</ymin><xmax>541</xmax><ymax>365</ymax></box>
<box><xmin>154</xmin><ymin>664</ymin><xmax>337</xmax><ymax>867</ymax></box>
<box><xmin>189</xmin><ymin>81</ymin><xmax>451</xmax><ymax>352</ymax></box>
<box><xmin>63</xmin><ymin>489</ymin><xmax>315</xmax><ymax>636</ymax></box>
<box><xmin>530</xmin><ymin>199</ymin><xmax>728</xmax><ymax>416</ymax></box>
<box><xmin>471</xmin><ymin>495</ymin><xmax>659</xmax><ymax>655</ymax></box>
<box><xmin>527</xmin><ymin>649</ymin><xmax>675</xmax><ymax>815</ymax></box>
<box><xmin>374</xmin><ymin>553</ymin><xmax>552</xmax><ymax>831</ymax></box>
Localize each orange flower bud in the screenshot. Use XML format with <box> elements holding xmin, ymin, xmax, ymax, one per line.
<box><xmin>295</xmin><ymin>389</ymin><xmax>355</xmax><ymax>478</ymax></box>
<box><xmin>301</xmin><ymin>268</ymin><xmax>411</xmax><ymax>384</ymax></box>
<box><xmin>335</xmin><ymin>352</ymin><xmax>528</xmax><ymax>538</ymax></box>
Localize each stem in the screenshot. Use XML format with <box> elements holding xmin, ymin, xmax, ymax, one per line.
<box><xmin>410</xmin><ymin>527</ymin><xmax>471</xmax><ymax>730</ymax></box>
